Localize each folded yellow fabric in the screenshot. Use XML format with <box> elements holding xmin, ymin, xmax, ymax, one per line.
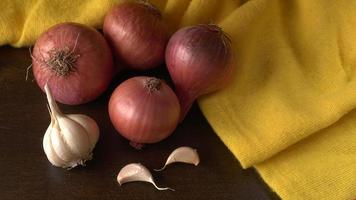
<box><xmin>255</xmin><ymin>109</ymin><xmax>356</xmax><ymax>200</ymax></box>
<box><xmin>1</xmin><ymin>0</ymin><xmax>356</xmax><ymax>199</ymax></box>
<box><xmin>200</xmin><ymin>0</ymin><xmax>356</xmax><ymax>199</ymax></box>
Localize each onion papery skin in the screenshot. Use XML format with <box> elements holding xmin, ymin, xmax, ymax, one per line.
<box><xmin>32</xmin><ymin>22</ymin><xmax>114</xmax><ymax>105</ymax></box>
<box><xmin>103</xmin><ymin>2</ymin><xmax>168</xmax><ymax>70</ymax></box>
<box><xmin>108</xmin><ymin>76</ymin><xmax>180</xmax><ymax>146</ymax></box>
<box><xmin>165</xmin><ymin>24</ymin><xmax>234</xmax><ymax>121</ymax></box>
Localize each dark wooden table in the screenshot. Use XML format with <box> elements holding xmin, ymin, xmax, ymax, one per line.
<box><xmin>0</xmin><ymin>46</ymin><xmax>279</xmax><ymax>200</ymax></box>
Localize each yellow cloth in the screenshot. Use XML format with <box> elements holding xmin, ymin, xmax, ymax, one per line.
<box><xmin>1</xmin><ymin>0</ymin><xmax>356</xmax><ymax>199</ymax></box>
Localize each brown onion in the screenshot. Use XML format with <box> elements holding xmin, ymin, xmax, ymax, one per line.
<box><xmin>32</xmin><ymin>22</ymin><xmax>114</xmax><ymax>105</ymax></box>
<box><xmin>103</xmin><ymin>1</ymin><xmax>168</xmax><ymax>70</ymax></box>
<box><xmin>166</xmin><ymin>24</ymin><xmax>234</xmax><ymax>121</ymax></box>
<box><xmin>108</xmin><ymin>76</ymin><xmax>180</xmax><ymax>148</ymax></box>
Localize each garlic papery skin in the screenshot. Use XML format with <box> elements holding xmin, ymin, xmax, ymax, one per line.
<box><xmin>42</xmin><ymin>84</ymin><xmax>99</xmax><ymax>169</ymax></box>
<box><xmin>154</xmin><ymin>146</ymin><xmax>200</xmax><ymax>171</ymax></box>
<box><xmin>117</xmin><ymin>163</ymin><xmax>174</xmax><ymax>191</ymax></box>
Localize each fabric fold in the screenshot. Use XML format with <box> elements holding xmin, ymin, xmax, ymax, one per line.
<box><xmin>200</xmin><ymin>0</ymin><xmax>356</xmax><ymax>167</ymax></box>
<box><xmin>256</xmin><ymin>108</ymin><xmax>356</xmax><ymax>200</ymax></box>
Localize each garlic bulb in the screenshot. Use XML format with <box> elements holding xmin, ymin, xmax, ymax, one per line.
<box><xmin>117</xmin><ymin>163</ymin><xmax>174</xmax><ymax>191</ymax></box>
<box><xmin>42</xmin><ymin>84</ymin><xmax>99</xmax><ymax>169</ymax></box>
<box><xmin>154</xmin><ymin>146</ymin><xmax>200</xmax><ymax>171</ymax></box>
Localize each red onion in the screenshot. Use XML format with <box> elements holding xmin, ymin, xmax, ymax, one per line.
<box><xmin>103</xmin><ymin>1</ymin><xmax>168</xmax><ymax>70</ymax></box>
<box><xmin>32</xmin><ymin>22</ymin><xmax>114</xmax><ymax>105</ymax></box>
<box><xmin>108</xmin><ymin>76</ymin><xmax>180</xmax><ymax>148</ymax></box>
<box><xmin>165</xmin><ymin>24</ymin><xmax>234</xmax><ymax>121</ymax></box>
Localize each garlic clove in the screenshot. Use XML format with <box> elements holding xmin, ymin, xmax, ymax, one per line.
<box><xmin>43</xmin><ymin>104</ymin><xmax>67</xmax><ymax>167</ymax></box>
<box><xmin>117</xmin><ymin>163</ymin><xmax>174</xmax><ymax>191</ymax></box>
<box><xmin>154</xmin><ymin>146</ymin><xmax>200</xmax><ymax>171</ymax></box>
<box><xmin>57</xmin><ymin>116</ymin><xmax>92</xmax><ymax>156</ymax></box>
<box><xmin>49</xmin><ymin>120</ymin><xmax>80</xmax><ymax>163</ymax></box>
<box><xmin>43</xmin><ymin>126</ymin><xmax>66</xmax><ymax>167</ymax></box>
<box><xmin>67</xmin><ymin>114</ymin><xmax>99</xmax><ymax>149</ymax></box>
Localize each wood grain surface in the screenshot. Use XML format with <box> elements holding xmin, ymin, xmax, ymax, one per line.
<box><xmin>0</xmin><ymin>46</ymin><xmax>279</xmax><ymax>200</ymax></box>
